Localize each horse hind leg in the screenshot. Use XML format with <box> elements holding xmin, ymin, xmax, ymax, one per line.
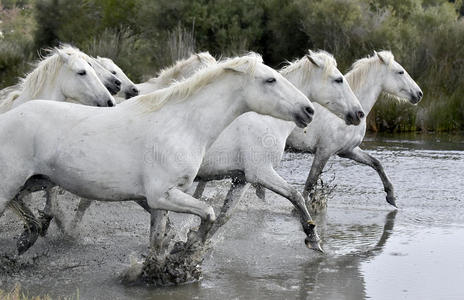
<box><xmin>13</xmin><ymin>196</ymin><xmax>41</xmax><ymax>255</ymax></box>
<box><xmin>13</xmin><ymin>175</ymin><xmax>55</xmax><ymax>254</ymax></box>
<box><xmin>68</xmin><ymin>198</ymin><xmax>93</xmax><ymax>234</ymax></box>
<box><xmin>38</xmin><ymin>186</ymin><xmax>68</xmax><ymax>237</ymax></box>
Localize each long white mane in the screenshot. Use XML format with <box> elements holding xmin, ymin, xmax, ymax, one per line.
<box><xmin>132</xmin><ymin>53</ymin><xmax>262</xmax><ymax>112</ymax></box>
<box><xmin>0</xmin><ymin>47</ymin><xmax>75</xmax><ymax>112</ymax></box>
<box><xmin>280</xmin><ymin>50</ymin><xmax>338</xmax><ymax>84</ymax></box>
<box><xmin>346</xmin><ymin>50</ymin><xmax>394</xmax><ymax>91</ymax></box>
<box><xmin>149</xmin><ymin>52</ymin><xmax>217</xmax><ymax>86</ymax></box>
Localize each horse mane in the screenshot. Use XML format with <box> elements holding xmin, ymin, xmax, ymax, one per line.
<box><xmin>346</xmin><ymin>50</ymin><xmax>394</xmax><ymax>92</ymax></box>
<box><xmin>17</xmin><ymin>48</ymin><xmax>70</xmax><ymax>99</ymax></box>
<box><xmin>0</xmin><ymin>45</ymin><xmax>92</xmax><ymax>112</ymax></box>
<box><xmin>149</xmin><ymin>52</ymin><xmax>216</xmax><ymax>85</ymax></box>
<box><xmin>132</xmin><ymin>53</ymin><xmax>261</xmax><ymax>112</ymax></box>
<box><xmin>18</xmin><ymin>44</ymin><xmax>89</xmax><ymax>99</ymax></box>
<box><xmin>280</xmin><ymin>50</ymin><xmax>337</xmax><ymax>84</ymax></box>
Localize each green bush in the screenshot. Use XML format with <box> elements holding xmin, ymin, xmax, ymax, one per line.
<box><xmin>1</xmin><ymin>0</ymin><xmax>463</xmax><ymax>131</ymax></box>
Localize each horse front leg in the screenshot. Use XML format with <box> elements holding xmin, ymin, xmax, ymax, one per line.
<box><xmin>339</xmin><ymin>147</ymin><xmax>396</xmax><ymax>207</ymax></box>
<box><xmin>302</xmin><ymin>152</ymin><xmax>330</xmax><ymax>204</ymax></box>
<box><xmin>250</xmin><ymin>166</ymin><xmax>323</xmax><ymax>253</ymax></box>
<box><xmin>146</xmin><ymin>188</ymin><xmax>215</xmax><ymax>245</ymax></box>
<box><xmin>149</xmin><ymin>209</ymin><xmax>174</xmax><ymax>252</ymax></box>
<box><xmin>132</xmin><ymin>199</ymin><xmax>172</xmax><ymax>249</ymax></box>
<box><xmin>206</xmin><ymin>177</ymin><xmax>250</xmax><ymax>239</ymax></box>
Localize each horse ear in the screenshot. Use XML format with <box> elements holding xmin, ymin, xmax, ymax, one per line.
<box><xmin>376</xmin><ymin>51</ymin><xmax>388</xmax><ymax>64</ymax></box>
<box><xmin>224</xmin><ymin>62</ymin><xmax>250</xmax><ymax>73</ymax></box>
<box><xmin>57</xmin><ymin>50</ymin><xmax>71</xmax><ymax>63</ymax></box>
<box><xmin>306</xmin><ymin>51</ymin><xmax>321</xmax><ymax>68</ymax></box>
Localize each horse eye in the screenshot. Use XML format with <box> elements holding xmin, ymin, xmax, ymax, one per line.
<box><xmin>265</xmin><ymin>78</ymin><xmax>276</xmax><ymax>84</ymax></box>
<box><xmin>77</xmin><ymin>70</ymin><xmax>86</xmax><ymax>76</ymax></box>
<box><xmin>398</xmin><ymin>70</ymin><xmax>404</xmax><ymax>75</ymax></box>
<box><xmin>334</xmin><ymin>77</ymin><xmax>343</xmax><ymax>84</ymax></box>
<box><xmin>111</xmin><ymin>71</ymin><xmax>117</xmax><ymax>75</ymax></box>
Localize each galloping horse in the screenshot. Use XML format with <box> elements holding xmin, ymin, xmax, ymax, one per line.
<box><xmin>191</xmin><ymin>50</ymin><xmax>364</xmax><ymax>252</ymax></box>
<box><xmin>0</xmin><ymin>53</ymin><xmax>315</xmax><ymax>254</ymax></box>
<box><xmin>18</xmin><ymin>52</ymin><xmax>217</xmax><ymax>246</ymax></box>
<box><xmin>286</xmin><ymin>51</ymin><xmax>423</xmax><ymax>207</ymax></box>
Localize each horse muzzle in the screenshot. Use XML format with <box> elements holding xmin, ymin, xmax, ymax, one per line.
<box><xmin>294</xmin><ymin>105</ymin><xmax>314</xmax><ymax>128</ymax></box>
<box><xmin>410</xmin><ymin>90</ymin><xmax>423</xmax><ymax>104</ymax></box>
<box><xmin>345</xmin><ymin>109</ymin><xmax>365</xmax><ymax>126</ymax></box>
<box><xmin>96</xmin><ymin>97</ymin><xmax>116</xmax><ymax>107</ymax></box>
<box><xmin>125</xmin><ymin>85</ymin><xmax>140</xmax><ymax>99</ymax></box>
<box><xmin>106</xmin><ymin>82</ymin><xmax>121</xmax><ymax>95</ymax></box>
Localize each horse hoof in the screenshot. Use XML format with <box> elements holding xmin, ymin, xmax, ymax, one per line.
<box><xmin>386</xmin><ymin>195</ymin><xmax>397</xmax><ymax>208</ymax></box>
<box><xmin>304</xmin><ymin>237</ymin><xmax>324</xmax><ymax>253</ymax></box>
<box><xmin>17</xmin><ymin>226</ymin><xmax>40</xmax><ymax>255</ymax></box>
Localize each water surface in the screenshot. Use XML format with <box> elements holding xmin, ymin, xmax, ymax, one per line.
<box><xmin>0</xmin><ymin>132</ymin><xmax>463</xmax><ymax>299</ymax></box>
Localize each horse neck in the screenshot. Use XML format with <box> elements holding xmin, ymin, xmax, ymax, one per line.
<box><xmin>278</xmin><ymin>71</ymin><xmax>305</xmax><ymax>136</ymax></box>
<box><xmin>157</xmin><ymin>77</ymin><xmax>248</xmax><ymax>150</ymax></box>
<box><xmin>346</xmin><ymin>67</ymin><xmax>383</xmax><ymax>115</ymax></box>
<box><xmin>12</xmin><ymin>80</ymin><xmax>65</xmax><ymax>108</ymax></box>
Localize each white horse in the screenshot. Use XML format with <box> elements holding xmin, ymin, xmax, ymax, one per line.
<box><xmin>0</xmin><ymin>47</ymin><xmax>115</xmax><ymax>113</ymax></box>
<box><xmin>189</xmin><ymin>50</ymin><xmax>364</xmax><ymax>252</ymax></box>
<box><xmin>135</xmin><ymin>52</ymin><xmax>216</xmax><ymax>95</ymax></box>
<box><xmin>286</xmin><ymin>51</ymin><xmax>423</xmax><ymax>207</ymax></box>
<box><xmin>96</xmin><ymin>56</ymin><xmax>140</xmax><ymax>99</ymax></box>
<box><xmin>0</xmin><ymin>44</ymin><xmax>121</xmax><ymax>103</ymax></box>
<box><xmin>0</xmin><ymin>46</ymin><xmax>122</xmax><ymax>103</ymax></box>
<box><xmin>23</xmin><ymin>52</ymin><xmax>218</xmax><ymax>241</ymax></box>
<box><xmin>0</xmin><ymin>53</ymin><xmax>315</xmax><ymax>254</ymax></box>
<box><xmin>59</xmin><ymin>45</ymin><xmax>122</xmax><ymax>96</ymax></box>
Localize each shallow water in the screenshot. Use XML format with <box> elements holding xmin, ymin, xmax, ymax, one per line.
<box><xmin>1</xmin><ymin>132</ymin><xmax>463</xmax><ymax>299</ymax></box>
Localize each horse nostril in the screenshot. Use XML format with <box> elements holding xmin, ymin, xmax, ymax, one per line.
<box><xmin>107</xmin><ymin>100</ymin><xmax>114</xmax><ymax>107</ymax></box>
<box><xmin>115</xmin><ymin>79</ymin><xmax>121</xmax><ymax>86</ymax></box>
<box><xmin>357</xmin><ymin>110</ymin><xmax>365</xmax><ymax>119</ymax></box>
<box><xmin>304</xmin><ymin>106</ymin><xmax>314</xmax><ymax>116</ymax></box>
<box><xmin>132</xmin><ymin>87</ymin><xmax>139</xmax><ymax>95</ymax></box>
<box><xmin>418</xmin><ymin>91</ymin><xmax>423</xmax><ymax>98</ymax></box>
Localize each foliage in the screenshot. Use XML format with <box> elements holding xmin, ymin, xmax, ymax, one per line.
<box><xmin>1</xmin><ymin>0</ymin><xmax>464</xmax><ymax>131</ymax></box>
<box><xmin>0</xmin><ymin>2</ymin><xmax>35</xmax><ymax>87</ymax></box>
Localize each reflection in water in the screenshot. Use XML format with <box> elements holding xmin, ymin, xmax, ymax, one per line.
<box><xmin>296</xmin><ymin>210</ymin><xmax>397</xmax><ymax>300</ymax></box>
